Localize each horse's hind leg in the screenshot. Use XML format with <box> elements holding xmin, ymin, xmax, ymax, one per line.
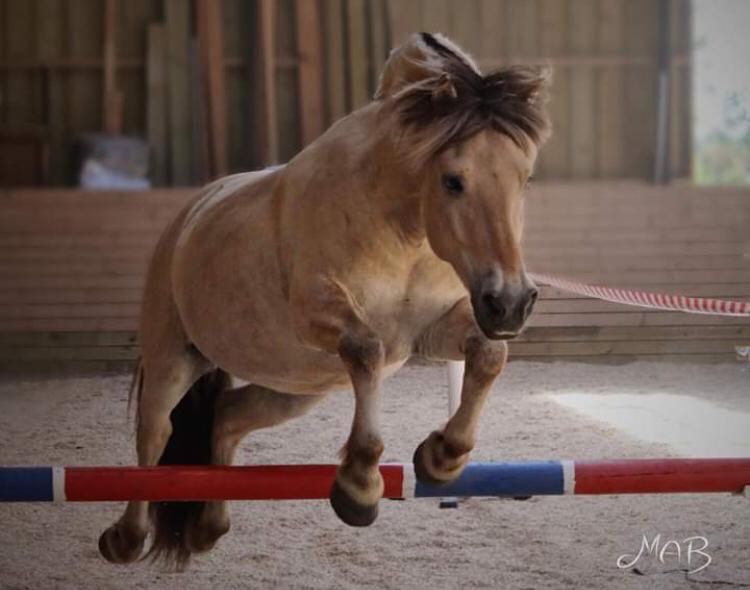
<box><xmin>184</xmin><ymin>386</ymin><xmax>324</xmax><ymax>553</ymax></box>
<box><xmin>98</xmin><ymin>348</ymin><xmax>207</xmax><ymax>564</ymax></box>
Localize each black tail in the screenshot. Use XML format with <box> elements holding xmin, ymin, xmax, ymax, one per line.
<box><xmin>145</xmin><ymin>368</ymin><xmax>232</xmax><ymax>570</ymax></box>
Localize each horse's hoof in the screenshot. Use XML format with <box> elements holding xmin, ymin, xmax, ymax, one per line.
<box><xmin>329</xmin><ymin>479</ymin><xmax>379</xmax><ymax>527</ymax></box>
<box><xmin>412</xmin><ymin>439</ymin><xmax>449</xmax><ymax>486</ymax></box>
<box><xmin>98</xmin><ymin>524</ymin><xmax>145</xmax><ymax>564</ymax></box>
<box><xmin>184</xmin><ymin>517</ymin><xmax>230</xmax><ymax>554</ymax></box>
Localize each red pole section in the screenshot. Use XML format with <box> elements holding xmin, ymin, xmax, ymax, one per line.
<box><xmin>574</xmin><ymin>459</ymin><xmax>750</xmax><ymax>494</ymax></box>
<box><xmin>65</xmin><ymin>465</ymin><xmax>406</xmax><ymax>502</ymax></box>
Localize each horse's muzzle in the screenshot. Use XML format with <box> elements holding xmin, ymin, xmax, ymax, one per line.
<box><xmin>471</xmin><ymin>284</ymin><xmax>539</xmax><ymax>340</ymax></box>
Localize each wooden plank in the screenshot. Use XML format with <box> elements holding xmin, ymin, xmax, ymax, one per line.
<box><xmin>0</xmin><ymin>317</ymin><xmax>138</xmax><ymax>331</ymax></box>
<box><xmin>451</xmin><ymin>0</ymin><xmax>480</xmax><ymax>57</ymax></box>
<box><xmin>537</xmin><ymin>0</ymin><xmax>568</xmax><ymax>178</ymax></box>
<box><xmin>527</xmin><ymin>311</ymin><xmax>746</xmax><ymax>328</ymax></box>
<box><xmin>597</xmin><ymin>0</ymin><xmax>625</xmax><ymax>177</ymax></box>
<box><xmin>196</xmin><ymin>0</ymin><xmax>229</xmax><ymax>177</ymax></box>
<box><xmin>275</xmin><ymin>0</ymin><xmax>301</xmax><ymax>161</ymax></box>
<box><xmin>346</xmin><ymin>0</ymin><xmax>369</xmax><ymax>109</ymax></box>
<box><xmin>322</xmin><ymin>0</ymin><xmax>347</xmax><ymax>123</ymax></box>
<box><xmin>295</xmin><ymin>0</ymin><xmax>325</xmax><ymax>145</ymax></box>
<box><xmin>147</xmin><ymin>25</ymin><xmax>168</xmax><ymax>186</ymax></box>
<box><xmin>624</xmin><ymin>0</ymin><xmax>658</xmax><ymax>179</ymax></box>
<box><xmin>0</xmin><ymin>346</ymin><xmax>139</xmax><ymax>361</ymax></box>
<box><xmin>505</xmin><ymin>0</ymin><xmax>537</xmax><ymax>59</ymax></box>
<box><xmin>0</xmin><ymin>359</ymin><xmax>138</xmax><ymax>373</ymax></box>
<box><xmin>165</xmin><ymin>0</ymin><xmax>193</xmax><ymax>184</ymax></box>
<box><xmin>256</xmin><ymin>0</ymin><xmax>279</xmax><ymax>164</ymax></box>
<box><xmin>3</xmin><ymin>0</ymin><xmax>35</xmax><ymax>127</ymax></box>
<box><xmin>568</xmin><ymin>0</ymin><xmax>597</xmax><ymax>178</ymax></box>
<box><xmin>35</xmin><ymin>0</ymin><xmax>65</xmax><ymax>185</ymax></box>
<box><xmin>367</xmin><ymin>0</ymin><xmax>389</xmax><ymax>90</ymax></box>
<box><xmin>102</xmin><ymin>0</ymin><xmax>121</xmax><ymax>135</ymax></box>
<box><xmin>0</xmin><ymin>331</ymin><xmax>137</xmax><ymax>347</ymax></box>
<box><xmin>386</xmin><ymin>0</ymin><xmax>420</xmax><ymax>47</ymax></box>
<box><xmin>509</xmin><ymin>339</ymin><xmax>741</xmax><ymax>357</ymax></box>
<box><xmin>422</xmin><ymin>0</ymin><xmax>450</xmax><ymax>37</ymax></box>
<box><xmin>478</xmin><ymin>0</ymin><xmax>505</xmax><ymax>63</ymax></box>
<box><xmin>521</xmin><ymin>325</ymin><xmax>750</xmax><ymax>343</ymax></box>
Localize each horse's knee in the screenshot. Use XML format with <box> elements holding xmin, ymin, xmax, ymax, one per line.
<box><xmin>465</xmin><ymin>336</ymin><xmax>508</xmax><ymax>380</ymax></box>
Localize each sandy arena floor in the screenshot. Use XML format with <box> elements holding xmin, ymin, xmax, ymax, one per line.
<box><xmin>1</xmin><ymin>360</ymin><xmax>749</xmax><ymax>590</ymax></box>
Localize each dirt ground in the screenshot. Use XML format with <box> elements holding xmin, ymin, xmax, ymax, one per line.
<box><xmin>1</xmin><ymin>360</ymin><xmax>749</xmax><ymax>590</ymax></box>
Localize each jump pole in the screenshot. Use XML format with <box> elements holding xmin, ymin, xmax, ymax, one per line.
<box><xmin>1</xmin><ymin>459</ymin><xmax>749</xmax><ymax>502</ymax></box>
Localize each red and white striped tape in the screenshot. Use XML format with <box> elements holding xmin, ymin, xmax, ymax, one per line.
<box><xmin>529</xmin><ymin>272</ymin><xmax>750</xmax><ymax>318</ymax></box>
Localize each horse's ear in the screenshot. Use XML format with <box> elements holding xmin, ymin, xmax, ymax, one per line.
<box><xmin>375</xmin><ymin>33</ymin><xmax>477</xmax><ymax>99</ymax></box>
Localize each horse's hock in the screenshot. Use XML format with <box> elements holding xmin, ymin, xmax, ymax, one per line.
<box><xmin>0</xmin><ymin>181</ymin><xmax>749</xmax><ymax>371</ymax></box>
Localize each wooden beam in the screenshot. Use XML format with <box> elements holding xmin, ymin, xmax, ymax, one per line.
<box><xmin>295</xmin><ymin>0</ymin><xmax>325</xmax><ymax>146</ymax></box>
<box><xmin>196</xmin><ymin>0</ymin><xmax>229</xmax><ymax>177</ymax></box>
<box><xmin>165</xmin><ymin>0</ymin><xmax>193</xmax><ymax>185</ymax></box>
<box><xmin>257</xmin><ymin>0</ymin><xmax>278</xmax><ymax>165</ymax></box>
<box><xmin>102</xmin><ymin>0</ymin><xmax>121</xmax><ymax>135</ymax></box>
<box><xmin>322</xmin><ymin>0</ymin><xmax>347</xmax><ymax>124</ymax></box>
<box><xmin>147</xmin><ymin>25</ymin><xmax>168</xmax><ymax>186</ymax></box>
<box><xmin>346</xmin><ymin>0</ymin><xmax>368</xmax><ymax>109</ymax></box>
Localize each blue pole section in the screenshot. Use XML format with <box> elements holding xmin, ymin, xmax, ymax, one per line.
<box><xmin>0</xmin><ymin>467</ymin><xmax>54</xmax><ymax>502</ymax></box>
<box><xmin>415</xmin><ymin>461</ymin><xmax>565</xmax><ymax>498</ymax></box>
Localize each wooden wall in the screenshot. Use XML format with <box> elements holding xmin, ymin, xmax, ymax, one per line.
<box><xmin>0</xmin><ymin>0</ymin><xmax>690</xmax><ymax>186</ymax></box>
<box><xmin>386</xmin><ymin>0</ymin><xmax>692</xmax><ymax>181</ymax></box>
<box><xmin>1</xmin><ymin>183</ymin><xmax>748</xmax><ymax>371</ymax></box>
<box><xmin>0</xmin><ymin>0</ymin><xmax>389</xmax><ymax>185</ymax></box>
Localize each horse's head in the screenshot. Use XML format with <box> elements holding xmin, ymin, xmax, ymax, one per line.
<box><xmin>377</xmin><ymin>33</ymin><xmax>551</xmax><ymax>339</ymax></box>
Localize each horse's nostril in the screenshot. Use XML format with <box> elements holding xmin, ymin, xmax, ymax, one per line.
<box><xmin>482</xmin><ymin>292</ymin><xmax>508</xmax><ymax>319</ymax></box>
<box><xmin>523</xmin><ymin>288</ymin><xmax>539</xmax><ymax>320</ymax></box>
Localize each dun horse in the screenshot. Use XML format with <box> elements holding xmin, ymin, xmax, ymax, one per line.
<box><xmin>99</xmin><ymin>33</ymin><xmax>551</xmax><ymax>568</ymax></box>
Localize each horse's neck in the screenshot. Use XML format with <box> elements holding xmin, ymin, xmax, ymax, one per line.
<box><xmin>328</xmin><ymin>105</ymin><xmax>426</xmax><ymax>247</ymax></box>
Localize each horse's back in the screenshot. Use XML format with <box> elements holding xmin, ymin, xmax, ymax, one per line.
<box><xmin>160</xmin><ymin>168</ymin><xmax>349</xmax><ymax>392</ymax></box>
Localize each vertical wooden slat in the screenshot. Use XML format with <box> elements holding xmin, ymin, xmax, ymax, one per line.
<box><xmin>65</xmin><ymin>0</ymin><xmax>103</xmax><ymax>185</ymax></box>
<box><xmin>597</xmin><ymin>0</ymin><xmax>626</xmax><ymax>177</ymax></box>
<box><xmin>386</xmin><ymin>0</ymin><xmax>419</xmax><ymax>47</ymax></box>
<box><xmin>478</xmin><ymin>0</ymin><xmax>505</xmax><ymax>64</ymax></box>
<box><xmin>625</xmin><ymin>0</ymin><xmax>659</xmax><ymax>179</ymax></box>
<box><xmin>102</xmin><ymin>0</ymin><xmax>121</xmax><ymax>135</ymax></box>
<box><xmin>451</xmin><ymin>0</ymin><xmax>480</xmax><ymax>57</ymax></box>
<box><xmin>346</xmin><ymin>0</ymin><xmax>368</xmax><ymax>110</ymax></box>
<box><xmin>295</xmin><ymin>0</ymin><xmax>324</xmax><ymax>144</ymax></box>
<box><xmin>367</xmin><ymin>0</ymin><xmax>388</xmax><ymax>91</ymax></box>
<box><xmin>36</xmin><ymin>0</ymin><xmax>65</xmax><ymax>184</ymax></box>
<box><xmin>5</xmin><ymin>0</ymin><xmax>35</xmax><ymax>126</ymax></box>
<box><xmin>196</xmin><ymin>0</ymin><xmax>229</xmax><ymax>177</ymax></box>
<box><xmin>257</xmin><ymin>0</ymin><xmax>279</xmax><ymax>164</ymax></box>
<box><xmin>322</xmin><ymin>0</ymin><xmax>347</xmax><ymax>123</ymax></box>
<box><xmin>505</xmin><ymin>0</ymin><xmax>537</xmax><ymax>59</ymax></box>
<box><xmin>223</xmin><ymin>0</ymin><xmax>251</xmax><ymax>172</ymax></box>
<box><xmin>537</xmin><ymin>0</ymin><xmax>568</xmax><ymax>178</ymax></box>
<box><xmin>116</xmin><ymin>0</ymin><xmax>156</xmax><ymax>137</ymax></box>
<box><xmin>147</xmin><ymin>25</ymin><xmax>168</xmax><ymax>186</ymax></box>
<box><xmin>422</xmin><ymin>0</ymin><xmax>450</xmax><ymax>37</ymax></box>
<box><xmin>165</xmin><ymin>0</ymin><xmax>192</xmax><ymax>185</ymax></box>
<box><xmin>568</xmin><ymin>0</ymin><xmax>597</xmax><ymax>178</ymax></box>
<box><xmin>669</xmin><ymin>0</ymin><xmax>691</xmax><ymax>179</ymax></box>
<box><xmin>276</xmin><ymin>0</ymin><xmax>300</xmax><ymax>161</ymax></box>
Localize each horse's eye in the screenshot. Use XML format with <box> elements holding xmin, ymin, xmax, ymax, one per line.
<box><xmin>442</xmin><ymin>174</ymin><xmax>464</xmax><ymax>196</ymax></box>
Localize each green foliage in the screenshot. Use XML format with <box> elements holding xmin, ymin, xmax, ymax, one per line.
<box><xmin>694</xmin><ymin>131</ymin><xmax>750</xmax><ymax>185</ymax></box>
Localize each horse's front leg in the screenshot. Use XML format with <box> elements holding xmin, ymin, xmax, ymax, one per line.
<box><xmin>413</xmin><ymin>297</ymin><xmax>508</xmax><ymax>485</ymax></box>
<box><xmin>291</xmin><ymin>277</ymin><xmax>386</xmax><ymax>527</ymax></box>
